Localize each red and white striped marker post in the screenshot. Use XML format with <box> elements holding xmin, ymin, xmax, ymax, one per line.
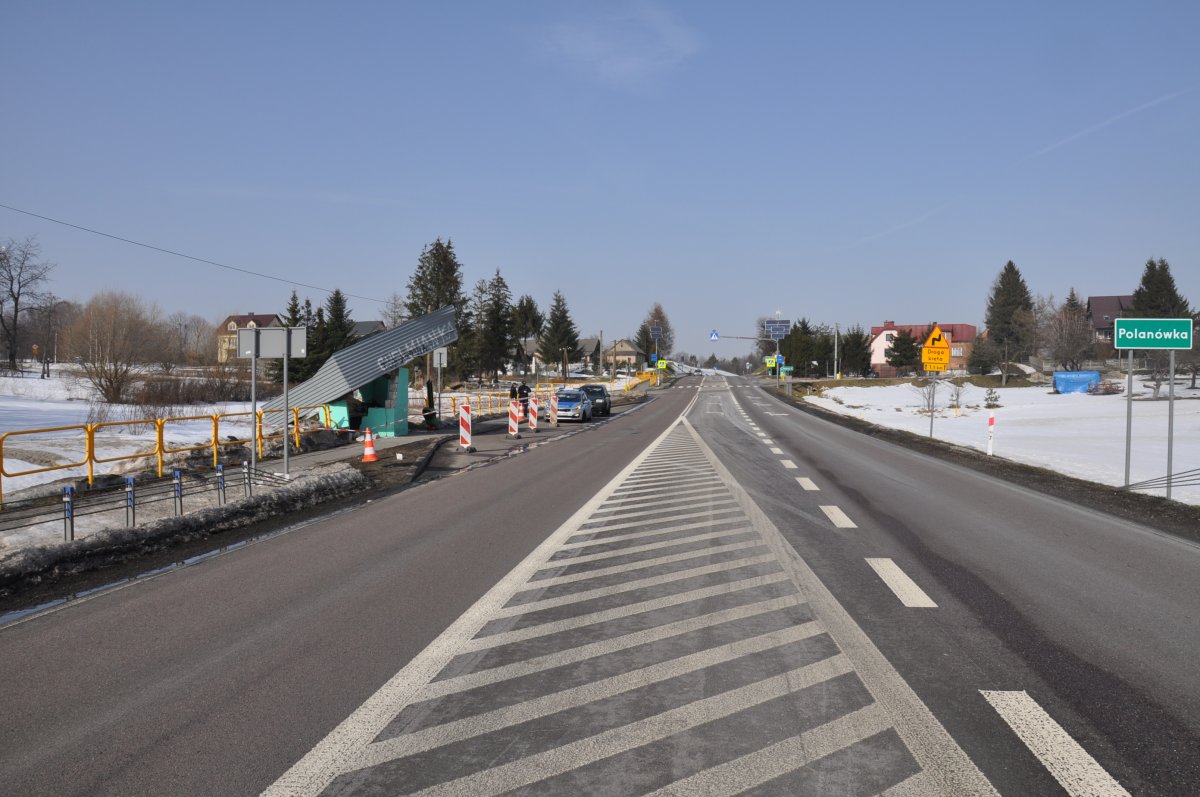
<box><xmin>986</xmin><ymin>411</ymin><xmax>995</xmax><ymax>456</ymax></box>
<box><xmin>459</xmin><ymin>403</ymin><xmax>474</xmax><ymax>452</ymax></box>
<box><xmin>528</xmin><ymin>397</ymin><xmax>539</xmax><ymax>433</ymax></box>
<box><xmin>507</xmin><ymin>399</ymin><xmax>522</xmax><ymax>439</ymax></box>
<box><xmin>550</xmin><ymin>395</ymin><xmax>559</xmax><ymax>427</ymax></box>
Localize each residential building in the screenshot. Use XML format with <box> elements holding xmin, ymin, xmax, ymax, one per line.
<box><xmin>1085</xmin><ymin>295</ymin><xmax>1134</xmax><ymax>342</ymax></box>
<box><xmin>351</xmin><ymin>320</ymin><xmax>386</xmax><ymax>340</ymax></box>
<box><xmin>215</xmin><ymin>313</ymin><xmax>283</xmax><ymax>363</ymax></box>
<box><xmin>868</xmin><ymin>321</ymin><xmax>977</xmax><ymax>376</ymax></box>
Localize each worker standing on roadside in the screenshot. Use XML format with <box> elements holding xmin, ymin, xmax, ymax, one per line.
<box><xmin>517</xmin><ymin>380</ymin><xmax>531</xmax><ymax>419</ymax></box>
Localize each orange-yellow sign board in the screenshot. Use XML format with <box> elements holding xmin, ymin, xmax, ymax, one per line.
<box><xmin>922</xmin><ymin>325</ymin><xmax>951</xmax><ymax>367</ymax></box>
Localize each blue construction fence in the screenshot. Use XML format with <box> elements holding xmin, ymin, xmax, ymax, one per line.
<box><xmin>1052</xmin><ymin>371</ymin><xmax>1101</xmax><ymax>394</ymax></box>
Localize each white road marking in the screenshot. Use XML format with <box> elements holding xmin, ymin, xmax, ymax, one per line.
<box><xmin>420</xmin><ymin>597</ymin><xmax>808</xmax><ymax>699</ymax></box>
<box><xmin>820</xmin><ymin>505</ymin><xmax>857</xmax><ymax>528</ymax></box>
<box><xmin>683</xmin><ymin>418</ymin><xmax>996</xmax><ymax>796</ymax></box>
<box><xmin>530</xmin><ymin>539</ymin><xmax>765</xmax><ymax>586</ymax></box>
<box><xmin>769</xmin><ymin>447</ymin><xmax>784</xmax><ymax>455</ymax></box>
<box><xmin>795</xmin><ymin>477</ymin><xmax>819</xmax><ymax>491</ymax></box>
<box><xmin>388</xmin><ymin>656</ymin><xmax>855</xmax><ymax>796</ymax></box>
<box><xmin>640</xmin><ymin>702</ymin><xmax>892</xmax><ymax>796</ymax></box>
<box><xmin>865</xmin><ymin>558</ymin><xmax>938</xmax><ymax>608</ymax></box>
<box><xmin>570</xmin><ymin>507</ymin><xmax>746</xmax><ymax>536</ymax></box>
<box><xmin>565</xmin><ymin>519</ymin><xmax>751</xmax><ymax>548</ymax></box>
<box><xmin>358</xmin><ymin>625</ymin><xmax>829</xmax><ymax>768</ymax></box>
<box><xmin>981</xmin><ymin>691</ymin><xmax>1130</xmax><ymax>797</ymax></box>
<box><xmin>780</xmin><ymin>459</ymin><xmax>798</xmax><ymax>469</ymax></box>
<box><xmin>761</xmin><ymin>438</ymin><xmax>774</xmax><ymax>445</ymax></box>
<box><xmin>585</xmin><ymin>497</ymin><xmax>738</xmax><ymax>523</ymax></box>
<box><xmin>555</xmin><ymin>528</ymin><xmax>755</xmax><ymax>564</ymax></box>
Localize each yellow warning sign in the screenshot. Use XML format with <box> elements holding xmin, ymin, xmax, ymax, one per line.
<box><xmin>921</xmin><ymin>325</ymin><xmax>951</xmax><ymax>367</ymax></box>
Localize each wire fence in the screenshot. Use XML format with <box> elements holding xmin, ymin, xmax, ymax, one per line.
<box><xmin>1124</xmin><ymin>467</ymin><xmax>1200</xmax><ymax>492</ymax></box>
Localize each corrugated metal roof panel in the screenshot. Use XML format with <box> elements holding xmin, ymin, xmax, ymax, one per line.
<box><xmin>263</xmin><ymin>306</ymin><xmax>458</xmax><ymax>413</ymax></box>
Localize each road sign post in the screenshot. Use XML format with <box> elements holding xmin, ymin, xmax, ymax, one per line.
<box><xmin>1114</xmin><ymin>318</ymin><xmax>1194</xmax><ymax>496</ymax></box>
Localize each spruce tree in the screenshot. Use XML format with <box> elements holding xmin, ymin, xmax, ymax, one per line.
<box><xmin>1131</xmin><ymin>258</ymin><xmax>1191</xmax><ymax>318</ymax></box>
<box><xmin>643</xmin><ymin>304</ymin><xmax>674</xmax><ymax>357</ymax></box>
<box><xmin>885</xmin><ymin>328</ymin><xmax>919</xmax><ymax>374</ymax></box>
<box><xmin>839</xmin><ymin>325</ymin><xmax>872</xmax><ymax>377</ymax></box>
<box><xmin>267</xmin><ymin>290</ymin><xmax>305</xmax><ymax>384</ymax></box>
<box><xmin>511</xmin><ymin>294</ymin><xmax>544</xmax><ymax>375</ymax></box>
<box><xmin>538</xmin><ymin>291</ymin><xmax>581</xmax><ymax>377</ymax></box>
<box><xmin>478</xmin><ymin>270</ymin><xmax>513</xmax><ymax>380</ymax></box>
<box><xmin>983</xmin><ymin>260</ymin><xmax>1034</xmax><ymax>384</ymax></box>
<box><xmin>405</xmin><ymin>238</ymin><xmax>468</xmax><ymax>376</ymax></box>
<box><xmin>322</xmin><ymin>289</ymin><xmax>356</xmax><ymax>355</ymax></box>
<box><xmin>633</xmin><ymin>321</ymin><xmax>654</xmax><ymax>367</ymax></box>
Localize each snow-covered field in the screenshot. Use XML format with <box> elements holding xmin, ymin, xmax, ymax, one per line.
<box><xmin>803</xmin><ymin>379</ymin><xmax>1200</xmax><ymax>505</ymax></box>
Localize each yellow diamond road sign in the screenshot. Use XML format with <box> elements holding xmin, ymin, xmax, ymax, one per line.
<box><xmin>922</xmin><ymin>325</ymin><xmax>951</xmax><ymax>368</ymax></box>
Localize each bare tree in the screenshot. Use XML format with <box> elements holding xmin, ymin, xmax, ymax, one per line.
<box><xmin>66</xmin><ymin>292</ymin><xmax>159</xmax><ymax>402</ymax></box>
<box><xmin>1044</xmin><ymin>295</ymin><xmax>1094</xmax><ymax>371</ymax></box>
<box><xmin>0</xmin><ymin>237</ymin><xmax>56</xmax><ymax>370</ymax></box>
<box><xmin>382</xmin><ymin>292</ymin><xmax>406</xmax><ymax>328</ymax></box>
<box><xmin>912</xmin><ymin>378</ymin><xmax>941</xmax><ymax>437</ymax></box>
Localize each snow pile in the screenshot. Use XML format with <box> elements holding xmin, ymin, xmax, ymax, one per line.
<box><xmin>805</xmin><ymin>380</ymin><xmax>1200</xmax><ymax>505</ymax></box>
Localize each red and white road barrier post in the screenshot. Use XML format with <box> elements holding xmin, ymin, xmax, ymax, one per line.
<box><xmin>508</xmin><ymin>399</ymin><xmax>522</xmax><ymax>439</ymax></box>
<box><xmin>986</xmin><ymin>411</ymin><xmax>995</xmax><ymax>456</ymax></box>
<box><xmin>528</xmin><ymin>397</ymin><xmax>539</xmax><ymax>433</ymax></box>
<box><xmin>459</xmin><ymin>403</ymin><xmax>475</xmax><ymax>452</ymax></box>
<box><xmin>550</xmin><ymin>395</ymin><xmax>559</xmax><ymax>427</ymax></box>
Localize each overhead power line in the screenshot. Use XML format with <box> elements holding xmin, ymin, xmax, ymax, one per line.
<box><xmin>0</xmin><ymin>202</ymin><xmax>384</xmax><ymax>304</ymax></box>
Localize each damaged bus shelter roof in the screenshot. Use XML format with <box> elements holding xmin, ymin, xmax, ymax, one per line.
<box><xmin>263</xmin><ymin>306</ymin><xmax>457</xmax><ymax>413</ymax></box>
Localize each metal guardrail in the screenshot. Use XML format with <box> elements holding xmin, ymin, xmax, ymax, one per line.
<box><xmin>1124</xmin><ymin>467</ymin><xmax>1200</xmax><ymax>492</ymax></box>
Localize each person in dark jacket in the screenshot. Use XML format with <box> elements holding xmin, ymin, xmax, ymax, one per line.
<box><xmin>517</xmin><ymin>381</ymin><xmax>531</xmax><ymax>417</ymax></box>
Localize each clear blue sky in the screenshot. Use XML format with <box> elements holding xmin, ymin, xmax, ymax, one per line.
<box><xmin>4</xmin><ymin>1</ymin><xmax>1198</xmax><ymax>358</ymax></box>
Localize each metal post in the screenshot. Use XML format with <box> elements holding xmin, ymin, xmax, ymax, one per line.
<box><xmin>125</xmin><ymin>477</ymin><xmax>136</xmax><ymax>527</ymax></box>
<box><xmin>1167</xmin><ymin>349</ymin><xmax>1175</xmax><ymax>500</ymax></box>
<box><xmin>1124</xmin><ymin>349</ymin><xmax>1133</xmax><ymax>487</ymax></box>
<box><xmin>929</xmin><ymin>383</ymin><xmax>935</xmax><ymax>438</ymax></box>
<box><xmin>243</xmin><ymin>460</ymin><xmax>252</xmax><ymax>497</ymax></box>
<box><xmin>173</xmin><ymin>469</ymin><xmax>183</xmax><ymax>516</ymax></box>
<box><xmin>62</xmin><ymin>486</ymin><xmax>74</xmax><ymax>541</ymax></box>
<box><xmin>216</xmin><ymin>464</ymin><xmax>226</xmax><ymax>506</ymax></box>
<box><xmin>282</xmin><ymin>328</ymin><xmax>290</xmax><ymax>478</ymax></box>
<box><xmin>249</xmin><ymin>338</ymin><xmax>258</xmax><ymax>473</ymax></box>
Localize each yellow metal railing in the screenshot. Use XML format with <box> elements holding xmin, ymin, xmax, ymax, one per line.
<box><xmin>0</xmin><ymin>404</ymin><xmax>333</xmax><ymax>508</ymax></box>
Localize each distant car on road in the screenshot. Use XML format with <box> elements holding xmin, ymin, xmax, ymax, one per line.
<box><xmin>554</xmin><ymin>389</ymin><xmax>592</xmax><ymax>422</ymax></box>
<box><xmin>580</xmin><ymin>384</ymin><xmax>612</xmax><ymax>416</ymax></box>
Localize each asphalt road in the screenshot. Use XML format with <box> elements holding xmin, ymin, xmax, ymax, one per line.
<box><xmin>1</xmin><ymin>373</ymin><xmax>1196</xmax><ymax>795</ymax></box>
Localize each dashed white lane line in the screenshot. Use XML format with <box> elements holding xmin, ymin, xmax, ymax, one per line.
<box><xmin>820</xmin><ymin>505</ymin><xmax>857</xmax><ymax>528</ymax></box>
<box><xmin>865</xmin><ymin>558</ymin><xmax>937</xmax><ymax>608</ymax></box>
<box><xmin>768</xmin><ymin>447</ymin><xmax>783</xmax><ymax>455</ymax></box>
<box><xmin>795</xmin><ymin>477</ymin><xmax>819</xmax><ymax>491</ymax></box>
<box><xmin>779</xmin><ymin>459</ymin><xmax>798</xmax><ymax>470</ymax></box>
<box><xmin>981</xmin><ymin>691</ymin><xmax>1130</xmax><ymax>797</ymax></box>
<box><xmin>760</xmin><ymin>438</ymin><xmax>774</xmax><ymax>445</ymax></box>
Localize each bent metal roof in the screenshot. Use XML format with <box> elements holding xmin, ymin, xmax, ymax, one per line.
<box><xmin>263</xmin><ymin>306</ymin><xmax>458</xmax><ymax>414</ymax></box>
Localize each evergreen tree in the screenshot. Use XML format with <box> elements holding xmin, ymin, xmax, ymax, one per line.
<box><xmin>405</xmin><ymin>238</ymin><xmax>468</xmax><ymax>375</ymax></box>
<box><xmin>704</xmin><ymin>353</ymin><xmax>719</xmax><ymax>369</ymax></box>
<box><xmin>537</xmin><ymin>291</ymin><xmax>581</xmax><ymax>377</ymax></box>
<box><xmin>1131</xmin><ymin>258</ymin><xmax>1191</xmax><ymax>318</ymax></box>
<box><xmin>885</xmin><ymin>328</ymin><xmax>919</xmax><ymax>374</ymax></box>
<box><xmin>477</xmin><ymin>270</ymin><xmax>513</xmax><ymax>380</ymax></box>
<box><xmin>511</xmin><ymin>294</ymin><xmax>544</xmax><ymax>375</ymax></box>
<box><xmin>1064</xmin><ymin>288</ymin><xmax>1084</xmax><ymax>314</ymax></box>
<box><xmin>267</xmin><ymin>290</ymin><xmax>304</xmax><ymax>384</ymax></box>
<box><xmin>633</xmin><ymin>321</ymin><xmax>655</xmax><ymax>367</ymax></box>
<box><xmin>323</xmin><ymin>289</ymin><xmax>356</xmax><ymax>355</ymax></box>
<box><xmin>839</xmin><ymin>325</ymin><xmax>872</xmax><ymax>376</ymax></box>
<box><xmin>983</xmin><ymin>260</ymin><xmax>1035</xmax><ymax>384</ymax></box>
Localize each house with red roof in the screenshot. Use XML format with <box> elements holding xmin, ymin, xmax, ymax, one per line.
<box><xmin>868</xmin><ymin>321</ymin><xmax>977</xmax><ymax>376</ymax></box>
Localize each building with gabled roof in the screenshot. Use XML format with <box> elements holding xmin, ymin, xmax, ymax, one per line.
<box><xmin>1086</xmin><ymin>295</ymin><xmax>1134</xmax><ymax>342</ymax></box>
<box><xmin>216</xmin><ymin>313</ymin><xmax>283</xmax><ymax>363</ymax></box>
<box><xmin>868</xmin><ymin>321</ymin><xmax>977</xmax><ymax>376</ymax></box>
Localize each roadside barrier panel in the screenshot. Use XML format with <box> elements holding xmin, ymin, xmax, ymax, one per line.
<box><xmin>459</xmin><ymin>404</ymin><xmax>474</xmax><ymax>452</ymax></box>
<box><xmin>528</xmin><ymin>397</ymin><xmax>539</xmax><ymax>433</ymax></box>
<box><xmin>507</xmin><ymin>400</ymin><xmax>521</xmax><ymax>439</ymax></box>
<box><xmin>550</xmin><ymin>395</ymin><xmax>559</xmax><ymax>427</ymax></box>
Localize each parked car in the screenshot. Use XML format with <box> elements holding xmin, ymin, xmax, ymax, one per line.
<box><xmin>580</xmin><ymin>383</ymin><xmax>612</xmax><ymax>416</ymax></box>
<box><xmin>554</xmin><ymin>388</ymin><xmax>593</xmax><ymax>422</ymax></box>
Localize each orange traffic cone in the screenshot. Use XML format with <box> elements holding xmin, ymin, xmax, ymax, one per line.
<box><xmin>361</xmin><ymin>427</ymin><xmax>379</xmax><ymax>462</ymax></box>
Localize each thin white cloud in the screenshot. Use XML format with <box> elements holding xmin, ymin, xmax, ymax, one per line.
<box><xmin>542</xmin><ymin>2</ymin><xmax>701</xmax><ymax>86</ymax></box>
<box><xmin>1021</xmin><ymin>86</ymin><xmax>1197</xmax><ymax>161</ymax></box>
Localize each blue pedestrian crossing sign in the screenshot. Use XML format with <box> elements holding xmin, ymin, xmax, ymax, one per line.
<box><xmin>709</xmin><ymin>330</ymin><xmax>719</xmax><ymax>341</ymax></box>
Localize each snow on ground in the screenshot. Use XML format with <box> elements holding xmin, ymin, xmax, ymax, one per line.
<box><xmin>805</xmin><ymin>380</ymin><xmax>1200</xmax><ymax>505</ymax></box>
